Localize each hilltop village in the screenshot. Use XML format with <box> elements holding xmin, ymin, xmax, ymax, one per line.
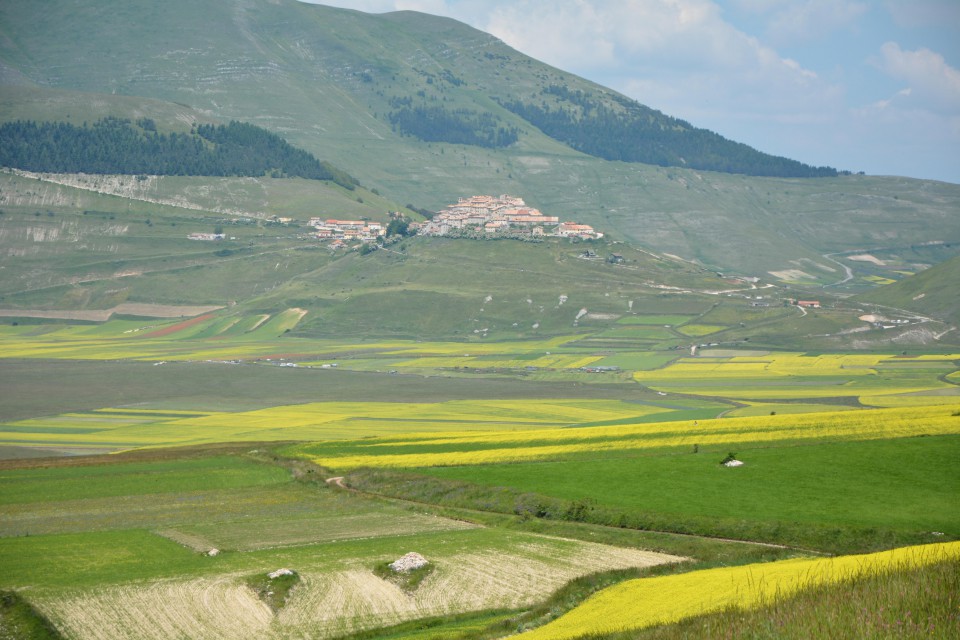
<box><xmin>415</xmin><ymin>195</ymin><xmax>601</xmax><ymax>239</ymax></box>
<box><xmin>301</xmin><ymin>195</ymin><xmax>601</xmax><ymax>245</ymax></box>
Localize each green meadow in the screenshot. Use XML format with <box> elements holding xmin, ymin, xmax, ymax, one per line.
<box><xmin>414</xmin><ymin>435</ymin><xmax>960</xmax><ymax>550</ymax></box>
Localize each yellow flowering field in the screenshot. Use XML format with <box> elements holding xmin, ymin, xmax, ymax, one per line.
<box><xmin>519</xmin><ymin>541</ymin><xmax>960</xmax><ymax>639</ymax></box>
<box><xmin>633</xmin><ymin>352</ymin><xmax>959</xmax><ymax>403</ymax></box>
<box><xmin>391</xmin><ymin>353</ymin><xmax>602</xmax><ymax>370</ymax></box>
<box><xmin>12</xmin><ymin>401</ymin><xmax>957</xmax><ymax>456</ymax></box>
<box><xmin>300</xmin><ymin>404</ymin><xmax>960</xmax><ymax>470</ymax></box>
<box><xmin>676</xmin><ymin>324</ymin><xmax>726</xmax><ymax>337</ymax></box>
<box><xmin>0</xmin><ymin>399</ymin><xmax>675</xmax><ymax>451</ymax></box>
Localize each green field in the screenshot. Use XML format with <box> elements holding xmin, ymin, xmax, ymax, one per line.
<box><xmin>0</xmin><ymin>449</ymin><xmax>748</xmax><ymax>640</ymax></box>
<box><xmin>416</xmin><ymin>436</ymin><xmax>960</xmax><ymax>547</ymax></box>
<box><xmin>0</xmin><ymin>456</ymin><xmax>288</xmax><ymax>505</ymax></box>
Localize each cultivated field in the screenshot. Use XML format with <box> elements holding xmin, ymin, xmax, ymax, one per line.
<box><xmin>294</xmin><ymin>404</ymin><xmax>960</xmax><ymax>469</ymax></box>
<box><xmin>519</xmin><ymin>542</ymin><xmax>960</xmax><ymax>639</ymax></box>
<box><xmin>1</xmin><ymin>317</ymin><xmax>958</xmax><ymax>638</ymax></box>
<box><xmin>0</xmin><ymin>453</ymin><xmax>685</xmax><ymax>639</ymax></box>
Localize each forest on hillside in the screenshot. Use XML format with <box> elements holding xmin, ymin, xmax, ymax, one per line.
<box><xmin>387</xmin><ymin>100</ymin><xmax>519</xmax><ymax>148</ymax></box>
<box><xmin>500</xmin><ymin>86</ymin><xmax>837</xmax><ymax>178</ymax></box>
<box><xmin>0</xmin><ymin>118</ymin><xmax>359</xmax><ymax>189</ymax></box>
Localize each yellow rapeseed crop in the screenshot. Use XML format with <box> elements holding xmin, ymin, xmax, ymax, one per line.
<box><xmin>633</xmin><ymin>352</ymin><xmax>958</xmax><ymax>402</ymax></box>
<box><xmin>307</xmin><ymin>404</ymin><xmax>960</xmax><ymax>469</ymax></box>
<box><xmin>0</xmin><ymin>399</ymin><xmax>671</xmax><ymax>451</ymax></box>
<box><xmin>519</xmin><ymin>542</ymin><xmax>960</xmax><ymax>639</ymax></box>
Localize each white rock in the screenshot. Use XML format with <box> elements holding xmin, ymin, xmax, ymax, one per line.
<box><xmin>723</xmin><ymin>459</ymin><xmax>745</xmax><ymax>467</ymax></box>
<box><xmin>389</xmin><ymin>552</ymin><xmax>429</xmax><ymax>573</ymax></box>
<box><xmin>207</xmin><ymin>548</ymin><xmax>220</xmax><ymax>557</ymax></box>
<box><xmin>268</xmin><ymin>568</ymin><xmax>295</xmax><ymax>579</ymax></box>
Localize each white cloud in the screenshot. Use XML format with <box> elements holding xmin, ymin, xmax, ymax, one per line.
<box><xmin>876</xmin><ymin>42</ymin><xmax>960</xmax><ymax>113</ymax></box>
<box><xmin>483</xmin><ymin>1</ymin><xmax>618</xmax><ymax>72</ymax></box>
<box><xmin>482</xmin><ymin>1</ymin><xmax>821</xmax><ymax>78</ymax></box>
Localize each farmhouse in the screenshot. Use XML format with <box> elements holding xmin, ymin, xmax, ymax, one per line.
<box><xmin>557</xmin><ymin>222</ymin><xmax>599</xmax><ymax>239</ymax></box>
<box><xmin>796</xmin><ymin>300</ymin><xmax>821</xmax><ymax>308</ymax></box>
<box><xmin>310</xmin><ymin>218</ymin><xmax>385</xmax><ymax>242</ymax></box>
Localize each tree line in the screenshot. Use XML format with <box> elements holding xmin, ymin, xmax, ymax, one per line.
<box><xmin>499</xmin><ymin>86</ymin><xmax>837</xmax><ymax>178</ymax></box>
<box><xmin>0</xmin><ymin>117</ymin><xmax>359</xmax><ymax>189</ymax></box>
<box><xmin>388</xmin><ymin>105</ymin><xmax>518</xmax><ymax>148</ymax></box>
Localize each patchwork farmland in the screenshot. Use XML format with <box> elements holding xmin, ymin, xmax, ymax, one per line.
<box><xmin>1</xmin><ymin>313</ymin><xmax>958</xmax><ymax>638</ymax></box>
<box><xmin>1</xmin><ymin>1</ymin><xmax>959</xmax><ymax>635</ymax></box>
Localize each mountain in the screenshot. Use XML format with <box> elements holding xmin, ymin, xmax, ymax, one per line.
<box><xmin>0</xmin><ymin>0</ymin><xmax>959</xmax><ymax>281</ymax></box>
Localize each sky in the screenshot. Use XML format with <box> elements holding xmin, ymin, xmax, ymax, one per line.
<box><xmin>306</xmin><ymin>1</ymin><xmax>960</xmax><ymax>184</ymax></box>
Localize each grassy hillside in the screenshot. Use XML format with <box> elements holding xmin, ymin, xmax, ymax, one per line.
<box><xmin>4</xmin><ymin>171</ymin><xmax>956</xmax><ymax>347</ymax></box>
<box><xmin>0</xmin><ymin>168</ymin><xmax>410</xmax><ymax>310</ymax></box>
<box><xmin>1</xmin><ymin>0</ymin><xmax>958</xmax><ymax>281</ymax></box>
<box><xmin>856</xmin><ymin>254</ymin><xmax>960</xmax><ymax>326</ymax></box>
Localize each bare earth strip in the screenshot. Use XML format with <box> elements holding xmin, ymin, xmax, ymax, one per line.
<box><xmin>0</xmin><ymin>303</ymin><xmax>222</xmax><ymax>320</ymax></box>
<box><xmin>847</xmin><ymin>254</ymin><xmax>886</xmax><ymax>265</ymax></box>
<box><xmin>36</xmin><ymin>537</ymin><xmax>683</xmax><ymax>640</ymax></box>
<box><xmin>154</xmin><ymin>528</ymin><xmax>219</xmax><ymax>554</ymax></box>
<box><xmin>768</xmin><ymin>269</ymin><xmax>815</xmax><ymax>281</ymax></box>
<box><xmin>38</xmin><ymin>575</ymin><xmax>273</xmax><ymax>640</ymax></box>
<box><xmin>277</xmin><ymin>537</ymin><xmax>685</xmax><ymax>638</ymax></box>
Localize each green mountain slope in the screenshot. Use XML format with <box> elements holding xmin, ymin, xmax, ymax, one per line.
<box><xmin>0</xmin><ymin>118</ymin><xmax>359</xmax><ymax>188</ymax></box>
<box><xmin>856</xmin><ymin>254</ymin><xmax>960</xmax><ymax>326</ymax></box>
<box><xmin>0</xmin><ymin>0</ymin><xmax>958</xmax><ymax>282</ymax></box>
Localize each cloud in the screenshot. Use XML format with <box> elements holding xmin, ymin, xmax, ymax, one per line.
<box><xmin>876</xmin><ymin>42</ymin><xmax>960</xmax><ymax>113</ymax></box>
<box><xmin>482</xmin><ymin>0</ymin><xmax>819</xmax><ymax>76</ymax></box>
<box><xmin>478</xmin><ymin>1</ymin><xmax>836</xmax><ymax>130</ymax></box>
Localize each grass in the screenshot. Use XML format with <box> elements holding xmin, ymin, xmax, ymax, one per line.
<box><xmin>0</xmin><ymin>529</ymin><xmax>210</xmax><ymax>590</ymax></box>
<box><xmin>0</xmin><ymin>455</ymin><xmax>289</xmax><ymax>505</ymax></box>
<box><xmin>244</xmin><ymin>569</ymin><xmax>300</xmax><ymax>613</ymax></box>
<box><xmin>0</xmin><ymin>452</ymin><xmax>477</xmax><ymax>551</ymax></box>
<box><xmin>413</xmin><ymin>435</ymin><xmax>960</xmax><ymax>550</ymax></box>
<box><xmin>616</xmin><ymin>316</ymin><xmax>693</xmax><ymax>326</ymax></box>
<box><xmin>0</xmin><ymin>590</ymin><xmax>64</xmax><ymax>640</ymax></box>
<box><xmin>329</xmin><ymin>610</ymin><xmax>519</xmax><ymax>640</ymax></box>
<box><xmin>373</xmin><ymin>560</ymin><xmax>436</xmax><ymax>593</ymax></box>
